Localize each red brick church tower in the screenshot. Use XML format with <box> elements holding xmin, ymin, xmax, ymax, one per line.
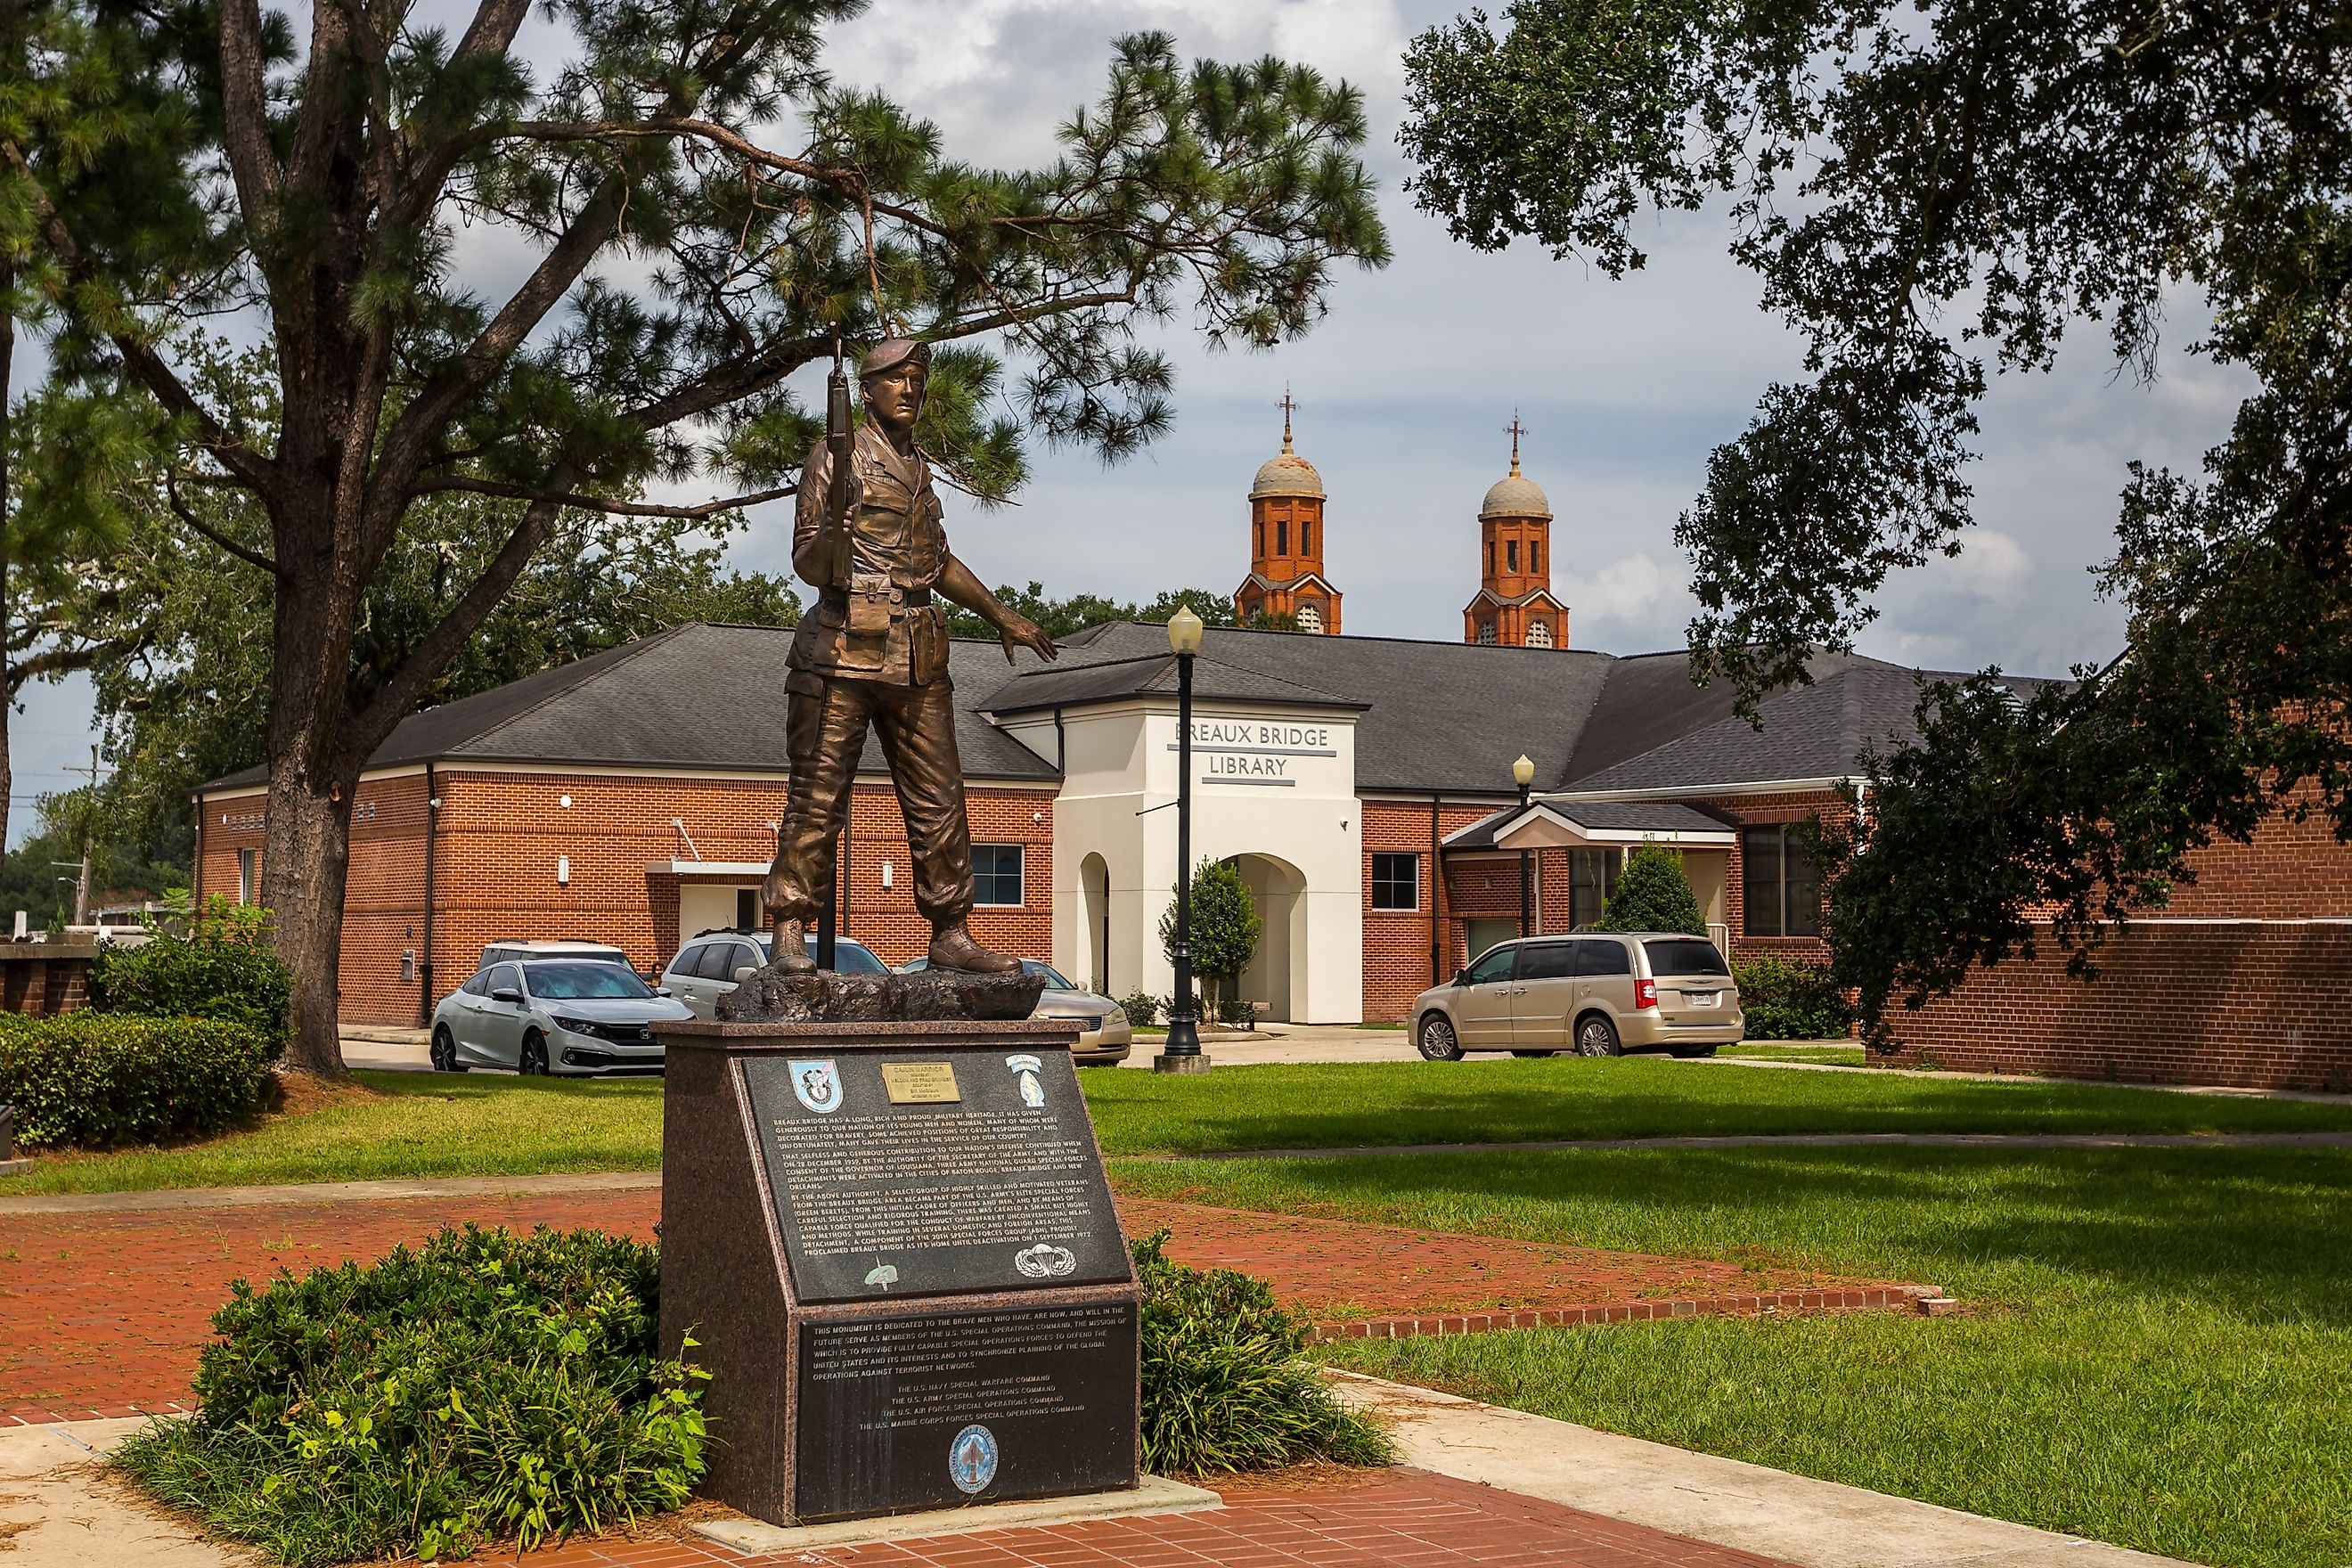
<box><xmin>1234</xmin><ymin>393</ymin><xmax>1342</xmax><ymax>633</ymax></box>
<box><xmin>1464</xmin><ymin>419</ymin><xmax>1568</xmax><ymax>649</ymax></box>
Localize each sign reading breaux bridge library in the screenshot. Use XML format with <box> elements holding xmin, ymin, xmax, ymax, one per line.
<box><xmin>657</xmin><ymin>1017</ymin><xmax>1139</xmax><ymax>1526</ymax></box>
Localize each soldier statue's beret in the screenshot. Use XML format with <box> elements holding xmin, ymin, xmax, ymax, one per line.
<box><xmin>859</xmin><ymin>338</ymin><xmax>932</xmax><ymax>380</ymax></box>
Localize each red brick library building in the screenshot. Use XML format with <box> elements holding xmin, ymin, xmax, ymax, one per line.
<box><xmin>195</xmin><ymin>421</ymin><xmax>2352</xmax><ymax>1090</ymax></box>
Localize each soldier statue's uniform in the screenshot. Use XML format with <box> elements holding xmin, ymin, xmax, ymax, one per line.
<box><xmin>763</xmin><ymin>338</ymin><xmax>1053</xmax><ymax>974</ymax></box>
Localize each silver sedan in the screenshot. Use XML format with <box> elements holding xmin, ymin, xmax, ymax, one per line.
<box><xmin>897</xmin><ymin>957</ymin><xmax>1133</xmax><ymax>1065</ymax></box>
<box><xmin>430</xmin><ymin>959</ymin><xmax>693</xmax><ymax>1076</ymax></box>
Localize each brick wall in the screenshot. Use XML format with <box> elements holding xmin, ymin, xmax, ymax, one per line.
<box><xmin>1360</xmin><ymin>799</ymin><xmax>1504</xmax><ymax>1024</ymax></box>
<box><xmin>1710</xmin><ymin>789</ymin><xmax>1844</xmax><ymax>967</ymax></box>
<box><xmin>1881</xmin><ymin>919</ymin><xmax>2352</xmax><ymax>1090</ymax></box>
<box><xmin>202</xmin><ymin>768</ymin><xmax>1056</xmax><ymax>1027</ymax></box>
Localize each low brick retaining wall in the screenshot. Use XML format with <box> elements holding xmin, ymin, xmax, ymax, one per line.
<box><xmin>1311</xmin><ymin>1286</ymin><xmax>1940</xmax><ymax>1343</ymax></box>
<box><xmin>0</xmin><ymin>942</ymin><xmax>97</xmax><ymax>1016</ymax></box>
<box><xmin>1882</xmin><ymin>919</ymin><xmax>2352</xmax><ymax>1091</ymax></box>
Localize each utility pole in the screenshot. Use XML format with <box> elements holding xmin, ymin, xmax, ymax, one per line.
<box><xmin>62</xmin><ymin>746</ymin><xmax>102</xmax><ymax>927</ymax></box>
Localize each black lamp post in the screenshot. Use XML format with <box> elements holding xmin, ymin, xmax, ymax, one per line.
<box><xmin>1156</xmin><ymin>606</ymin><xmax>1210</xmax><ymax>1074</ymax></box>
<box><xmin>1514</xmin><ymin>753</ymin><xmax>1536</xmax><ymax>936</ymax></box>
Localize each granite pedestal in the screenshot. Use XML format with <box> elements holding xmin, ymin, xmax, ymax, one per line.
<box><xmin>657</xmin><ymin>1017</ymin><xmax>1141</xmax><ymax>1526</ymax></box>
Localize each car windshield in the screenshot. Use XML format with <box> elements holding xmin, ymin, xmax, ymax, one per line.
<box><xmin>1022</xmin><ymin>960</ymin><xmax>1076</xmax><ymax>990</ymax></box>
<box><xmin>1643</xmin><ymin>939</ymin><xmax>1730</xmax><ymax>977</ymax></box>
<box><xmin>527</xmin><ymin>963</ymin><xmax>656</xmax><ymax>1000</ymax></box>
<box><xmin>798</xmin><ymin>937</ymin><xmax>888</xmax><ymax>974</ymax></box>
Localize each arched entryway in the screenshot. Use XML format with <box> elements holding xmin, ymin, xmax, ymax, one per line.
<box><xmin>1080</xmin><ymin>853</ymin><xmax>1111</xmax><ymax>995</ymax></box>
<box><xmin>1233</xmin><ymin>853</ymin><xmax>1308</xmax><ymax>1022</ymax></box>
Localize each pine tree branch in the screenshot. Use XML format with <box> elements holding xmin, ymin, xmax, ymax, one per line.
<box><xmin>412</xmin><ymin>476</ymin><xmax>796</xmax><ymax>518</ymax></box>
<box><xmin>165</xmin><ymin>472</ymin><xmax>282</xmax><ymax>576</ymax></box>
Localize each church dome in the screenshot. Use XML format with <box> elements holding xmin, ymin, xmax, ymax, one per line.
<box><xmin>1251</xmin><ymin>446</ymin><xmax>1324</xmax><ymax>500</ymax></box>
<box><xmin>1480</xmin><ymin>470</ymin><xmax>1551</xmax><ymax>519</ymax></box>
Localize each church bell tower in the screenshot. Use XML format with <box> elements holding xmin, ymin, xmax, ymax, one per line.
<box><xmin>1234</xmin><ymin>391</ymin><xmax>1342</xmax><ymax>634</ymax></box>
<box><xmin>1465</xmin><ymin>418</ymin><xmax>1568</xmax><ymax>649</ymax></box>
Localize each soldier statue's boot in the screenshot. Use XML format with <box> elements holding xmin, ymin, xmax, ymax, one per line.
<box><xmin>928</xmin><ymin>920</ymin><xmax>1021</xmax><ymax>974</ymax></box>
<box><xmin>768</xmin><ymin>917</ymin><xmax>816</xmax><ymax>972</ymax></box>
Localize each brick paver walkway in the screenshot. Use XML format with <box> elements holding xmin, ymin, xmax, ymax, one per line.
<box><xmin>480</xmin><ymin>1469</ymin><xmax>1801</xmax><ymax>1568</ymax></box>
<box><xmin>0</xmin><ymin>1187</ymin><xmax>1922</xmax><ymax>1424</ymax></box>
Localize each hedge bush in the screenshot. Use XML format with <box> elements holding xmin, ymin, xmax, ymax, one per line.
<box><xmin>92</xmin><ymin>895</ymin><xmax>294</xmax><ymax>1057</ymax></box>
<box><xmin>1735</xmin><ymin>955</ymin><xmax>1857</xmax><ymax>1040</ymax></box>
<box><xmin>115</xmin><ymin>1225</ymin><xmax>706</xmax><ymax>1565</ymax></box>
<box><xmin>1595</xmin><ymin>840</ymin><xmax>1707</xmax><ymax>935</ymax></box>
<box><xmin>1133</xmin><ymin>1229</ymin><xmax>1391</xmax><ymax>1475</ymax></box>
<box><xmin>0</xmin><ymin>1013</ymin><xmax>274</xmax><ymax>1149</ymax></box>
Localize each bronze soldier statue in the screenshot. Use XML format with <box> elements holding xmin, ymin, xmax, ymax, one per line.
<box><xmin>764</xmin><ymin>338</ymin><xmax>1058</xmax><ymax>974</ymax></box>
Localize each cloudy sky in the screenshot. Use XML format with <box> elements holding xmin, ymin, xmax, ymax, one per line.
<box><xmin>9</xmin><ymin>0</ymin><xmax>2242</xmax><ymax>840</ymax></box>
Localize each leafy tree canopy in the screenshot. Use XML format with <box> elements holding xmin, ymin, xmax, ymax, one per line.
<box><xmin>1403</xmin><ymin>0</ymin><xmax>2352</xmax><ymax>1033</ymax></box>
<box><xmin>941</xmin><ymin>583</ymin><xmax>1278</xmax><ymax>641</ymax></box>
<box><xmin>1595</xmin><ymin>841</ymin><xmax>1705</xmax><ymax>936</ymax></box>
<box><xmin>0</xmin><ymin>4</ymin><xmax>1388</xmax><ymax>1072</ymax></box>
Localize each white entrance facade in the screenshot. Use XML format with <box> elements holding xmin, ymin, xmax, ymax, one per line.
<box><xmin>997</xmin><ymin>697</ymin><xmax>1365</xmax><ymax>1023</ymax></box>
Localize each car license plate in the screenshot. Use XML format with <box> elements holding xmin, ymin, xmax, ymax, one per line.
<box><xmin>1687</xmin><ymin>992</ymin><xmax>1719</xmax><ymax>1008</ymax></box>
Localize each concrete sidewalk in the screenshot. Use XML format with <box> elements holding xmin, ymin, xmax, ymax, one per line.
<box><xmin>1328</xmin><ymin>1372</ymin><xmax>2188</xmax><ymax>1568</ymax></box>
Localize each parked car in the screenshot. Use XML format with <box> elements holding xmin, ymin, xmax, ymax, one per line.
<box><xmin>430</xmin><ymin>959</ymin><xmax>690</xmax><ymax>1075</ymax></box>
<box><xmin>660</xmin><ymin>928</ymin><xmax>889</xmax><ymax>1018</ymax></box>
<box><xmin>1410</xmin><ymin>933</ymin><xmax>1743</xmax><ymax>1061</ymax></box>
<box><xmin>896</xmin><ymin>957</ymin><xmax>1132</xmax><ymax>1066</ymax></box>
<box><xmin>478</xmin><ymin>939</ymin><xmax>633</xmax><ymax>970</ymax></box>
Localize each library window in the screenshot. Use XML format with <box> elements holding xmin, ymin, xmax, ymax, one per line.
<box><xmin>973</xmin><ymin>845</ymin><xmax>1025</xmax><ymax>906</ymax></box>
<box><xmin>1742</xmin><ymin>825</ymin><xmax>1821</xmax><ymax>936</ymax></box>
<box><xmin>1569</xmin><ymin>848</ymin><xmax>1620</xmax><ymax>928</ymax></box>
<box><xmin>1370</xmin><ymin>853</ymin><xmax>1419</xmax><ymax>911</ymax></box>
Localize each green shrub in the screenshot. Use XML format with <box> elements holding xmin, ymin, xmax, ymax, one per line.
<box><xmin>0</xmin><ymin>1013</ymin><xmax>274</xmax><ymax>1149</ymax></box>
<box><xmin>1133</xmin><ymin>1229</ymin><xmax>1391</xmax><ymax>1475</ymax></box>
<box><xmin>114</xmin><ymin>1225</ymin><xmax>706</xmax><ymax>1565</ymax></box>
<box><xmin>1214</xmin><ymin>992</ymin><xmax>1260</xmax><ymax>1029</ymax></box>
<box><xmin>92</xmin><ymin>895</ymin><xmax>294</xmax><ymax>1058</ymax></box>
<box><xmin>1595</xmin><ymin>840</ymin><xmax>1707</xmax><ymax>935</ymax></box>
<box><xmin>1118</xmin><ymin>990</ymin><xmax>1162</xmax><ymax>1028</ymax></box>
<box><xmin>1735</xmin><ymin>955</ymin><xmax>1856</xmax><ymax>1040</ymax></box>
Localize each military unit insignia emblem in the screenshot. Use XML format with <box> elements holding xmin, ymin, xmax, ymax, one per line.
<box><xmin>1013</xmin><ymin>1242</ymin><xmax>1076</xmax><ymax>1278</ymax></box>
<box><xmin>1005</xmin><ymin>1052</ymin><xmax>1046</xmax><ymax>1108</ymax></box>
<box><xmin>948</xmin><ymin>1424</ymin><xmax>999</xmax><ymax>1495</ymax></box>
<box><xmin>790</xmin><ymin>1058</ymin><xmax>844</xmax><ymax>1115</ymax></box>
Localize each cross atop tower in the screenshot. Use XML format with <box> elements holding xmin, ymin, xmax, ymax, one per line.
<box><xmin>1505</xmin><ymin>413</ymin><xmax>1526</xmax><ymax>476</ymax></box>
<box><xmin>1278</xmin><ymin>388</ymin><xmax>1299</xmax><ymax>452</ymax></box>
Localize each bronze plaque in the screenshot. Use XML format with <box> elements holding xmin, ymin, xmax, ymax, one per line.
<box><xmin>879</xmin><ymin>1061</ymin><xmax>961</xmax><ymax>1103</ymax></box>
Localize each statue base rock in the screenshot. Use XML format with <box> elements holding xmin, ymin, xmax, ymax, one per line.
<box><xmin>716</xmin><ymin>962</ymin><xmax>1047</xmax><ymax>1024</ymax></box>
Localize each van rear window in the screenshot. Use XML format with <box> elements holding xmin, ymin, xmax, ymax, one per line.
<box><xmin>1644</xmin><ymin>939</ymin><xmax>1730</xmax><ymax>976</ymax></box>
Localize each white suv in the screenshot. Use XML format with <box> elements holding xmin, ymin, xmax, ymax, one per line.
<box><xmin>660</xmin><ymin>928</ymin><xmax>889</xmax><ymax>1018</ymax></box>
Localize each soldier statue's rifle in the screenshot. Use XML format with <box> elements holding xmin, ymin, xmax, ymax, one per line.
<box><xmin>815</xmin><ymin>331</ymin><xmax>856</xmax><ymax>585</ymax></box>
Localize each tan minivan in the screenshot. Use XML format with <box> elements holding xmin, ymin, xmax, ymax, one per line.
<box><xmin>1411</xmin><ymin>933</ymin><xmax>1744</xmax><ymax>1060</ymax></box>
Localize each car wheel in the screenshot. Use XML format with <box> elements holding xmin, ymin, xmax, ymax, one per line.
<box><xmin>520</xmin><ymin>1030</ymin><xmax>550</xmax><ymax>1076</ymax></box>
<box><xmin>1574</xmin><ymin>1014</ymin><xmax>1621</xmax><ymax>1058</ymax></box>
<box><xmin>1417</xmin><ymin>1013</ymin><xmax>1465</xmax><ymax>1062</ymax></box>
<box><xmin>1670</xmin><ymin>1043</ymin><xmax>1719</xmax><ymax>1058</ymax></box>
<box><xmin>429</xmin><ymin>1026</ymin><xmax>464</xmax><ymax>1073</ymax></box>
<box><xmin>1510</xmin><ymin>1049</ymin><xmax>1558</xmax><ymax>1058</ymax></box>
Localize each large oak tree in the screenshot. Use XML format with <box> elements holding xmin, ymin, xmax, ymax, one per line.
<box><xmin>1402</xmin><ymin>0</ymin><xmax>2351</xmax><ymax>1036</ymax></box>
<box><xmin>0</xmin><ymin>3</ymin><xmax>1387</xmax><ymax>1072</ymax></box>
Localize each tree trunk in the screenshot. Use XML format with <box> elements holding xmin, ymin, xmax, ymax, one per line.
<box><xmin>0</xmin><ymin>261</ymin><xmax>12</xmax><ymax>890</ymax></box>
<box><xmin>265</xmin><ymin>766</ymin><xmax>357</xmax><ymax>1077</ymax></box>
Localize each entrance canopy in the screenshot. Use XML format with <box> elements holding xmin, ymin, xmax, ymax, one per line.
<box><xmin>1443</xmin><ymin>798</ymin><xmax>1736</xmax><ymax>853</ymax></box>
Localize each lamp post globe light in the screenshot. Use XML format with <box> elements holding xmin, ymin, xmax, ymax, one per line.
<box><xmin>1156</xmin><ymin>606</ymin><xmax>1211</xmax><ymax>1074</ymax></box>
<box><xmin>1513</xmin><ymin>753</ymin><xmax>1536</xmax><ymax>937</ymax></box>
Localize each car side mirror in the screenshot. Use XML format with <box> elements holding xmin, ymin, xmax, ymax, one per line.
<box><xmin>732</xmin><ymin>966</ymin><xmax>760</xmax><ymax>984</ymax></box>
<box><xmin>490</xmin><ymin>986</ymin><xmax>523</xmax><ymax>1003</ymax></box>
<box><xmin>1453</xmin><ymin>968</ymin><xmax>1469</xmax><ymax>986</ymax></box>
<box><xmin>654</xmin><ymin>985</ymin><xmax>674</xmax><ymax>997</ymax></box>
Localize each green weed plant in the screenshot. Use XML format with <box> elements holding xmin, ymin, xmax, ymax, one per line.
<box><xmin>115</xmin><ymin>1225</ymin><xmax>706</xmax><ymax>1564</ymax></box>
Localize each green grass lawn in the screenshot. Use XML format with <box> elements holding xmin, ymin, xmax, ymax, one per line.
<box><xmin>7</xmin><ymin>1057</ymin><xmax>2352</xmax><ymax>1195</ymax></box>
<box><xmin>1718</xmin><ymin>1042</ymin><xmax>1868</xmax><ymax>1066</ymax></box>
<box><xmin>1114</xmin><ymin>1144</ymin><xmax>2350</xmax><ymax>1568</ymax></box>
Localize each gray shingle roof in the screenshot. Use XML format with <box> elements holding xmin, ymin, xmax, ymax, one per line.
<box><xmin>198</xmin><ymin>624</ymin><xmax>1061</xmax><ymax>790</ymax></box>
<box><xmin>196</xmin><ymin>620</ymin><xmax>2051</xmax><ymax>801</ymax></box>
